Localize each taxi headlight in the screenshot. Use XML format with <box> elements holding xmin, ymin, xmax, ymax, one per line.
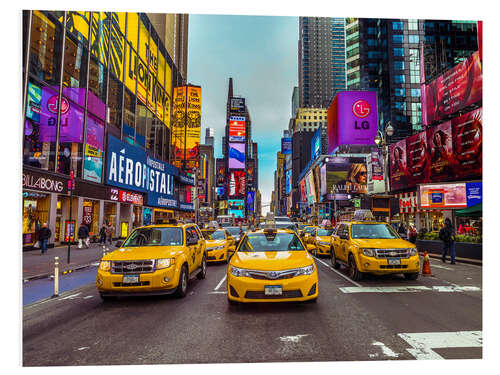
<box><xmin>230</xmin><ymin>266</ymin><xmax>250</xmax><ymax>277</ymax></box>
<box><xmin>362</xmin><ymin>248</ymin><xmax>375</xmax><ymax>257</ymax></box>
<box><xmin>296</xmin><ymin>264</ymin><xmax>315</xmax><ymax>276</ymax></box>
<box><xmin>99</xmin><ymin>260</ymin><xmax>111</xmax><ymax>272</ymax></box>
<box><xmin>156</xmin><ymin>258</ymin><xmax>175</xmax><ymax>269</ymax></box>
<box><xmin>409</xmin><ymin>248</ymin><xmax>418</xmax><ymax>256</ymax></box>
<box><xmin>208</xmin><ymin>245</ymin><xmax>225</xmax><ymax>251</ymax></box>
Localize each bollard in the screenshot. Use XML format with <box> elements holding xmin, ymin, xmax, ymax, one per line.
<box><xmin>102</xmin><ymin>245</ymin><xmax>107</xmax><ymax>257</ymax></box>
<box><xmin>52</xmin><ymin>256</ymin><xmax>59</xmax><ymax>298</ymax></box>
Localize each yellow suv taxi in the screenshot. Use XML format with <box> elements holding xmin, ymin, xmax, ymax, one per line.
<box><xmin>201</xmin><ymin>228</ymin><xmax>236</xmax><ymax>263</ymax></box>
<box><xmin>96</xmin><ymin>221</ymin><xmax>207</xmax><ymax>300</ymax></box>
<box><xmin>311</xmin><ymin>227</ymin><xmax>336</xmax><ymax>257</ymax></box>
<box><xmin>330</xmin><ymin>213</ymin><xmax>420</xmax><ymax>281</ymax></box>
<box><xmin>302</xmin><ymin>225</ymin><xmax>320</xmax><ymax>246</ymax></box>
<box><xmin>227</xmin><ymin>219</ymin><xmax>318</xmax><ymax>304</ymax></box>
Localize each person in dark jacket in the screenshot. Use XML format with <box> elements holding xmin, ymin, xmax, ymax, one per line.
<box><xmin>439</xmin><ymin>218</ymin><xmax>456</xmax><ymax>264</ymax></box>
<box><xmin>38</xmin><ymin>222</ymin><xmax>51</xmax><ymax>255</ymax></box>
<box><xmin>99</xmin><ymin>224</ymin><xmax>107</xmax><ymax>244</ymax></box>
<box><xmin>77</xmin><ymin>223</ymin><xmax>90</xmax><ymax>249</ymax></box>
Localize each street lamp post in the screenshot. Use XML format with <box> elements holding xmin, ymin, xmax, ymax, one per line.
<box><xmin>374</xmin><ymin>122</ymin><xmax>394</xmax><ymax>195</ymax></box>
<box><xmin>330</xmin><ymin>185</ymin><xmax>338</xmax><ymax>224</ymax></box>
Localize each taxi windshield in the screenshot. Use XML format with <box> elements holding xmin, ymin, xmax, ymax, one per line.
<box><xmin>203</xmin><ymin>230</ymin><xmax>225</xmax><ymax>240</ymax></box>
<box><xmin>350</xmin><ymin>224</ymin><xmax>399</xmax><ymax>239</ymax></box>
<box><xmin>122</xmin><ymin>227</ymin><xmax>184</xmax><ymax>247</ymax></box>
<box><xmin>317</xmin><ymin>229</ymin><xmax>334</xmax><ymax>236</ymax></box>
<box><xmin>238</xmin><ymin>233</ymin><xmax>305</xmax><ymax>252</ymax></box>
<box><xmin>226</xmin><ymin>227</ymin><xmax>241</xmax><ymax>236</ymax></box>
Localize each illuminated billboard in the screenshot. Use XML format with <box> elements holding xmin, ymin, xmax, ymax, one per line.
<box><xmin>230</xmin><ymin>97</ymin><xmax>245</xmax><ymax>113</ymax></box>
<box><xmin>323</xmin><ymin>157</ymin><xmax>367</xmax><ymax>198</ymax></box>
<box><xmin>422</xmin><ymin>51</ymin><xmax>482</xmax><ymax>125</ymax></box>
<box><xmin>216</xmin><ymin>158</ymin><xmax>226</xmax><ymax>186</ymax></box>
<box><xmin>228</xmin><ymin>170</ymin><xmax>246</xmax><ymax>199</ymax></box>
<box><xmin>228</xmin><ymin>143</ymin><xmax>245</xmax><ymax>169</ymax></box>
<box><xmin>281</xmin><ymin>137</ymin><xmax>292</xmax><ymax>155</ymax></box>
<box><xmin>419</xmin><ymin>183</ymin><xmax>467</xmax><ymax>209</ymax></box>
<box><xmin>286</xmin><ymin>169</ymin><xmax>292</xmax><ymax>195</ymax></box>
<box><xmin>327</xmin><ymin>91</ymin><xmax>378</xmax><ymax>154</ymax></box>
<box><xmin>228</xmin><ymin>199</ymin><xmax>245</xmax><ymax>218</ymax></box>
<box><xmin>229</xmin><ymin>116</ymin><xmax>246</xmax><ymax>142</ymax></box>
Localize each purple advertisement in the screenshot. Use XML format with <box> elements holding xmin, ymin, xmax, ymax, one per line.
<box><xmin>328</xmin><ymin>91</ymin><xmax>377</xmax><ymax>153</ymax></box>
<box><xmin>228</xmin><ymin>142</ymin><xmax>245</xmax><ymax>169</ymax></box>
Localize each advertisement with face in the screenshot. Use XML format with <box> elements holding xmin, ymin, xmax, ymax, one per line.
<box><xmin>216</xmin><ymin>158</ymin><xmax>225</xmax><ymax>186</ymax></box>
<box><xmin>247</xmin><ymin>159</ymin><xmax>255</xmax><ymax>186</ymax></box>
<box><xmin>228</xmin><ymin>171</ymin><xmax>245</xmax><ymax>199</ymax></box>
<box><xmin>452</xmin><ymin>108</ymin><xmax>482</xmax><ymax>179</ymax></box>
<box><xmin>324</xmin><ymin>157</ymin><xmax>367</xmax><ymax>197</ymax></box>
<box><xmin>419</xmin><ymin>183</ymin><xmax>467</xmax><ymax>209</ymax></box>
<box><xmin>229</xmin><ymin>116</ymin><xmax>246</xmax><ymax>142</ymax></box>
<box><xmin>406</xmin><ymin>131</ymin><xmax>431</xmax><ymax>185</ymax></box>
<box><xmin>320</xmin><ymin>164</ymin><xmax>327</xmax><ymax>196</ymax></box>
<box><xmin>306</xmin><ymin>171</ymin><xmax>316</xmax><ymax>204</ymax></box>
<box><xmin>427</xmin><ymin>120</ymin><xmax>454</xmax><ymax>181</ymax></box>
<box><xmin>422</xmin><ymin>51</ymin><xmax>482</xmax><ymax>125</ymax></box>
<box><xmin>299</xmin><ymin>178</ymin><xmax>307</xmax><ymax>203</ymax></box>
<box><xmin>228</xmin><ymin>199</ymin><xmax>245</xmax><ymax>218</ymax></box>
<box><xmin>228</xmin><ymin>143</ymin><xmax>246</xmax><ymax>169</ymax></box>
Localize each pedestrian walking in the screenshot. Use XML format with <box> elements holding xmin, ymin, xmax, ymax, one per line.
<box><xmin>37</xmin><ymin>222</ymin><xmax>51</xmax><ymax>255</ymax></box>
<box><xmin>105</xmin><ymin>222</ymin><xmax>114</xmax><ymax>244</ymax></box>
<box><xmin>99</xmin><ymin>224</ymin><xmax>107</xmax><ymax>244</ymax></box>
<box><xmin>439</xmin><ymin>218</ymin><xmax>456</xmax><ymax>264</ymax></box>
<box><xmin>407</xmin><ymin>225</ymin><xmax>417</xmax><ymax>244</ymax></box>
<box><xmin>77</xmin><ymin>223</ymin><xmax>90</xmax><ymax>249</ymax></box>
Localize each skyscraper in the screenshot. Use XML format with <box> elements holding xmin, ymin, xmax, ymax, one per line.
<box><xmin>298</xmin><ymin>17</ymin><xmax>346</xmax><ymax>109</ymax></box>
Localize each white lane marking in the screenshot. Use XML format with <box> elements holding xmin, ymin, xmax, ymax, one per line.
<box><xmin>76</xmin><ymin>347</ymin><xmax>90</xmax><ymax>351</ymax></box>
<box><xmin>398</xmin><ymin>331</ymin><xmax>482</xmax><ymax>360</ymax></box>
<box><xmin>209</xmin><ymin>291</ymin><xmax>227</xmax><ymax>294</ymax></box>
<box><xmin>279</xmin><ymin>334</ymin><xmax>310</xmax><ymax>343</ymax></box>
<box><xmin>83</xmin><ymin>296</ymin><xmax>93</xmax><ymax>299</ymax></box>
<box><xmin>314</xmin><ymin>256</ymin><xmax>362</xmax><ymax>288</ymax></box>
<box><xmin>429</xmin><ymin>264</ymin><xmax>453</xmax><ymax>270</ymax></box>
<box><xmin>61</xmin><ymin>292</ymin><xmax>82</xmax><ymax>300</ymax></box>
<box><xmin>371</xmin><ymin>341</ymin><xmax>400</xmax><ymax>358</ymax></box>
<box><xmin>214</xmin><ymin>274</ymin><xmax>227</xmax><ymax>291</ymax></box>
<box><xmin>339</xmin><ymin>285</ymin><xmax>481</xmax><ymax>293</ymax></box>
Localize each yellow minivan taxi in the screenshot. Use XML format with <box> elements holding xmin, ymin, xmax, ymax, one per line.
<box><xmin>330</xmin><ymin>220</ymin><xmax>420</xmax><ymax>281</ymax></box>
<box><xmin>96</xmin><ymin>222</ymin><xmax>207</xmax><ymax>300</ymax></box>
<box><xmin>227</xmin><ymin>227</ymin><xmax>318</xmax><ymax>304</ymax></box>
<box><xmin>201</xmin><ymin>228</ymin><xmax>235</xmax><ymax>263</ymax></box>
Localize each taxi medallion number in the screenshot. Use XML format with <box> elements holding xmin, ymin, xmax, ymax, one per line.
<box><xmin>388</xmin><ymin>258</ymin><xmax>401</xmax><ymax>266</ymax></box>
<box><xmin>265</xmin><ymin>285</ymin><xmax>283</xmax><ymax>295</ymax></box>
<box><xmin>123</xmin><ymin>275</ymin><xmax>139</xmax><ymax>284</ymax></box>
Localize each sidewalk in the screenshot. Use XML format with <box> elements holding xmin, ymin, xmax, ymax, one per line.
<box><xmin>22</xmin><ymin>242</ymin><xmax>119</xmax><ymax>281</ymax></box>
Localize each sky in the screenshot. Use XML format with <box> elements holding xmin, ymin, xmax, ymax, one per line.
<box><xmin>187</xmin><ymin>14</ymin><xmax>298</xmax><ymax>215</ymax></box>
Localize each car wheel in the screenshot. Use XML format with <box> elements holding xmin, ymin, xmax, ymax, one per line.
<box><xmin>348</xmin><ymin>254</ymin><xmax>363</xmax><ymax>281</ymax></box>
<box><xmin>331</xmin><ymin>248</ymin><xmax>340</xmax><ymax>269</ymax></box>
<box><xmin>314</xmin><ymin>248</ymin><xmax>318</xmax><ymax>257</ymax></box>
<box><xmin>404</xmin><ymin>272</ymin><xmax>419</xmax><ymax>280</ymax></box>
<box><xmin>197</xmin><ymin>255</ymin><xmax>207</xmax><ymax>280</ymax></box>
<box><xmin>223</xmin><ymin>251</ymin><xmax>229</xmax><ymax>264</ymax></box>
<box><xmin>175</xmin><ymin>265</ymin><xmax>188</xmax><ymax>298</ymax></box>
<box><xmin>99</xmin><ymin>293</ymin><xmax>116</xmax><ymax>301</ymax></box>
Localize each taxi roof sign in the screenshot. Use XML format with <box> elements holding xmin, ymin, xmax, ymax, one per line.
<box><xmin>353</xmin><ymin>209</ymin><xmax>375</xmax><ymax>221</ymax></box>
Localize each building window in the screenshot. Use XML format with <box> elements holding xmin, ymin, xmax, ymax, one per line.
<box><xmin>411</xmin><ymin>88</ymin><xmax>421</xmax><ymax>97</ymax></box>
<box><xmin>408</xmin><ymin>19</ymin><xmax>418</xmax><ymax>30</ymax></box>
<box><xmin>395</xmin><ymin>88</ymin><xmax>406</xmax><ymax>97</ymax></box>
<box><xmin>392</xmin><ymin>21</ymin><xmax>403</xmax><ymax>31</ymax></box>
<box><xmin>409</xmin><ymin>35</ymin><xmax>419</xmax><ymax>44</ymax></box>
<box><xmin>394</xmin><ymin>75</ymin><xmax>405</xmax><ymax>84</ymax></box>
<box><xmin>393</xmin><ymin>34</ymin><xmax>404</xmax><ymax>44</ymax></box>
<box><xmin>123</xmin><ymin>88</ymin><xmax>135</xmax><ymax>144</ymax></box>
<box><xmin>88</xmin><ymin>57</ymin><xmax>107</xmax><ymax>119</ymax></box>
<box><xmin>62</xmin><ymin>33</ymin><xmax>88</xmax><ymax>91</ymax></box>
<box><xmin>107</xmin><ymin>75</ymin><xmax>123</xmax><ymax>135</ymax></box>
<box><xmin>394</xmin><ymin>61</ymin><xmax>405</xmax><ymax>70</ymax></box>
<box><xmin>394</xmin><ymin>48</ymin><xmax>405</xmax><ymax>57</ymax></box>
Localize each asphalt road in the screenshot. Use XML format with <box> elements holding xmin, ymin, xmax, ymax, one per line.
<box><xmin>22</xmin><ymin>256</ymin><xmax>482</xmax><ymax>366</ymax></box>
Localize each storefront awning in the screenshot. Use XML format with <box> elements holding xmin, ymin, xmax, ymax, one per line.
<box><xmin>455</xmin><ymin>203</ymin><xmax>482</xmax><ymax>217</ymax></box>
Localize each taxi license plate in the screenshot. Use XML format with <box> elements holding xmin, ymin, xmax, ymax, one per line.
<box><xmin>388</xmin><ymin>258</ymin><xmax>401</xmax><ymax>266</ymax></box>
<box><xmin>123</xmin><ymin>275</ymin><xmax>139</xmax><ymax>284</ymax></box>
<box><xmin>265</xmin><ymin>285</ymin><xmax>282</xmax><ymax>295</ymax></box>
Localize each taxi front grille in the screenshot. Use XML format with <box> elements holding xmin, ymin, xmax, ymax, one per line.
<box><xmin>207</xmin><ymin>256</ymin><xmax>217</xmax><ymax>260</ymax></box>
<box><xmin>113</xmin><ymin>281</ymin><xmax>150</xmax><ymax>287</ymax></box>
<box><xmin>380</xmin><ymin>265</ymin><xmax>408</xmax><ymax>269</ymax></box>
<box><xmin>246</xmin><ymin>269</ymin><xmax>298</xmax><ymax>280</ymax></box>
<box><xmin>111</xmin><ymin>260</ymin><xmax>155</xmax><ymax>274</ymax></box>
<box><xmin>375</xmin><ymin>249</ymin><xmax>409</xmax><ymax>259</ymax></box>
<box><xmin>245</xmin><ymin>290</ymin><xmax>303</xmax><ymax>299</ymax></box>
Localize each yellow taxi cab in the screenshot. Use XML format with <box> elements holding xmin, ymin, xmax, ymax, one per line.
<box><xmin>302</xmin><ymin>225</ymin><xmax>320</xmax><ymax>245</ymax></box>
<box><xmin>96</xmin><ymin>220</ymin><xmax>207</xmax><ymax>300</ymax></box>
<box><xmin>330</xmin><ymin>210</ymin><xmax>420</xmax><ymax>281</ymax></box>
<box><xmin>227</xmin><ymin>215</ymin><xmax>319</xmax><ymax>304</ymax></box>
<box><xmin>310</xmin><ymin>226</ymin><xmax>336</xmax><ymax>257</ymax></box>
<box><xmin>201</xmin><ymin>228</ymin><xmax>236</xmax><ymax>263</ymax></box>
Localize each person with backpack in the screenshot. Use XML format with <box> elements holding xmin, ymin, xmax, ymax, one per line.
<box><xmin>77</xmin><ymin>223</ymin><xmax>90</xmax><ymax>249</ymax></box>
<box><xmin>439</xmin><ymin>218</ymin><xmax>456</xmax><ymax>264</ymax></box>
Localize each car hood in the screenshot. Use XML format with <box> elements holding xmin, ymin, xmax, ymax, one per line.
<box><xmin>206</xmin><ymin>240</ymin><xmax>226</xmax><ymax>248</ymax></box>
<box><xmin>316</xmin><ymin>236</ymin><xmax>331</xmax><ymax>242</ymax></box>
<box><xmin>231</xmin><ymin>251</ymin><xmax>313</xmax><ymax>270</ymax></box>
<box><xmin>350</xmin><ymin>238</ymin><xmax>415</xmax><ymax>248</ymax></box>
<box><xmin>102</xmin><ymin>246</ymin><xmax>184</xmax><ymax>261</ymax></box>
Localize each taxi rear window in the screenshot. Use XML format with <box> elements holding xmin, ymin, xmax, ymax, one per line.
<box><xmin>204</xmin><ymin>230</ymin><xmax>225</xmax><ymax>240</ymax></box>
<box><xmin>123</xmin><ymin>227</ymin><xmax>183</xmax><ymax>247</ymax></box>
<box><xmin>239</xmin><ymin>233</ymin><xmax>305</xmax><ymax>252</ymax></box>
<box><xmin>317</xmin><ymin>229</ymin><xmax>334</xmax><ymax>236</ymax></box>
<box><xmin>350</xmin><ymin>224</ymin><xmax>399</xmax><ymax>239</ymax></box>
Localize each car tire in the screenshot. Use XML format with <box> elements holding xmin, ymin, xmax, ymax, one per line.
<box><xmin>99</xmin><ymin>293</ymin><xmax>116</xmax><ymax>301</ymax></box>
<box><xmin>331</xmin><ymin>248</ymin><xmax>341</xmax><ymax>269</ymax></box>
<box><xmin>197</xmin><ymin>255</ymin><xmax>207</xmax><ymax>280</ymax></box>
<box><xmin>175</xmin><ymin>265</ymin><xmax>189</xmax><ymax>298</ymax></box>
<box><xmin>348</xmin><ymin>254</ymin><xmax>363</xmax><ymax>281</ymax></box>
<box><xmin>404</xmin><ymin>272</ymin><xmax>419</xmax><ymax>280</ymax></box>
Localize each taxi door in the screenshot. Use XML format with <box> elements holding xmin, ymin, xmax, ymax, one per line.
<box><xmin>335</xmin><ymin>224</ymin><xmax>349</xmax><ymax>262</ymax></box>
<box><xmin>193</xmin><ymin>225</ymin><xmax>205</xmax><ymax>266</ymax></box>
<box><xmin>185</xmin><ymin>227</ymin><xmax>198</xmax><ymax>273</ymax></box>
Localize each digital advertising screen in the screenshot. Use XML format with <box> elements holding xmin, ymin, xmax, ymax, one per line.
<box><xmin>419</xmin><ymin>183</ymin><xmax>467</xmax><ymax>209</ymax></box>
<box><xmin>228</xmin><ymin>199</ymin><xmax>244</xmax><ymax>218</ymax></box>
<box><xmin>216</xmin><ymin>187</ymin><xmax>225</xmax><ymax>197</ymax></box>
<box><xmin>228</xmin><ymin>142</ymin><xmax>246</xmax><ymax>169</ymax></box>
<box><xmin>406</xmin><ymin>130</ymin><xmax>431</xmax><ymax>185</ymax></box>
<box><xmin>247</xmin><ymin>191</ymin><xmax>255</xmax><ymax>213</ymax></box>
<box><xmin>228</xmin><ymin>170</ymin><xmax>246</xmax><ymax>198</ymax></box>
<box><xmin>281</xmin><ymin>137</ymin><xmax>292</xmax><ymax>155</ymax></box>
<box><xmin>286</xmin><ymin>169</ymin><xmax>292</xmax><ymax>195</ymax></box>
<box><xmin>247</xmin><ymin>159</ymin><xmax>255</xmax><ymax>186</ymax></box>
<box><xmin>311</xmin><ymin>128</ymin><xmax>321</xmax><ymax>161</ymax></box>
<box><xmin>230</xmin><ymin>97</ymin><xmax>246</xmax><ymax>113</ymax></box>
<box><xmin>216</xmin><ymin>158</ymin><xmax>226</xmax><ymax>186</ymax></box>
<box><xmin>390</xmin><ymin>139</ymin><xmax>409</xmax><ymax>192</ymax></box>
<box><xmin>428</xmin><ymin>120</ymin><xmax>454</xmax><ymax>181</ymax></box>
<box><xmin>324</xmin><ymin>157</ymin><xmax>367</xmax><ymax>197</ymax></box>
<box><xmin>229</xmin><ymin>116</ymin><xmax>246</xmax><ymax>142</ymax></box>
<box><xmin>452</xmin><ymin>108</ymin><xmax>482</xmax><ymax>180</ymax></box>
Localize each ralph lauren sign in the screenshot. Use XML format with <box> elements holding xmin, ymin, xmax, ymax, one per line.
<box><xmin>23</xmin><ymin>168</ymin><xmax>68</xmax><ymax>194</ymax></box>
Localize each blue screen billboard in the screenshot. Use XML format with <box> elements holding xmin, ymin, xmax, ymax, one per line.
<box><xmin>281</xmin><ymin>137</ymin><xmax>292</xmax><ymax>155</ymax></box>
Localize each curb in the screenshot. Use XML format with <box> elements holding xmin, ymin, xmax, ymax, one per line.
<box><xmin>23</xmin><ymin>261</ymin><xmax>101</xmax><ymax>282</ymax></box>
<box><xmin>425</xmin><ymin>253</ymin><xmax>482</xmax><ymax>266</ymax></box>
